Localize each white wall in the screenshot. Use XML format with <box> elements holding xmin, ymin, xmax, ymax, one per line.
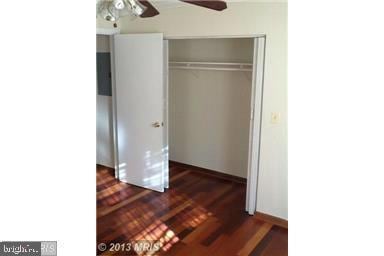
<box><xmin>118</xmin><ymin>2</ymin><xmax>288</xmax><ymax>220</ymax></box>
<box><xmin>169</xmin><ymin>38</ymin><xmax>253</xmax><ymax>178</ymax></box>
<box><xmin>96</xmin><ymin>17</ymin><xmax>121</xmax><ymax>31</ymax></box>
<box><xmin>96</xmin><ymin>35</ymin><xmax>114</xmax><ymax>168</ymax></box>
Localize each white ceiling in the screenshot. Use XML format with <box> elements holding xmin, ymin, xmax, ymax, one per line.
<box><xmin>151</xmin><ymin>0</ymin><xmax>287</xmax><ymax>11</ymax></box>
<box><xmin>150</xmin><ymin>1</ymin><xmax>185</xmax><ymax>10</ymax></box>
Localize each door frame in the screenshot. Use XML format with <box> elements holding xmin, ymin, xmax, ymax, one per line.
<box><xmin>105</xmin><ymin>32</ymin><xmax>266</xmax><ymax>214</ymax></box>
<box><xmin>164</xmin><ymin>35</ymin><xmax>266</xmax><ymax>215</ymax></box>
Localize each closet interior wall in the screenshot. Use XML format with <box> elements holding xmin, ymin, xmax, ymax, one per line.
<box><xmin>168</xmin><ymin>38</ymin><xmax>253</xmax><ymax>178</ymax></box>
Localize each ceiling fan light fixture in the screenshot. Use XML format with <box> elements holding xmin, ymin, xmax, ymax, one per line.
<box><xmin>98</xmin><ymin>0</ymin><xmax>227</xmax><ymax>22</ymax></box>
<box><xmin>98</xmin><ymin>2</ymin><xmax>119</xmax><ymax>22</ymax></box>
<box><xmin>113</xmin><ymin>0</ymin><xmax>125</xmax><ymax>10</ymax></box>
<box><xmin>97</xmin><ymin>0</ymin><xmax>146</xmax><ymax>21</ymax></box>
<box><xmin>126</xmin><ymin>0</ymin><xmax>147</xmax><ymax>16</ymax></box>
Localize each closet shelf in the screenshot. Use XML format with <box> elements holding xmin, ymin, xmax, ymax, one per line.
<box><xmin>169</xmin><ymin>61</ymin><xmax>253</xmax><ymax>72</ymax></box>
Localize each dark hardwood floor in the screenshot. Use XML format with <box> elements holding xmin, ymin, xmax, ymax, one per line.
<box><xmin>97</xmin><ymin>163</ymin><xmax>287</xmax><ymax>256</ymax></box>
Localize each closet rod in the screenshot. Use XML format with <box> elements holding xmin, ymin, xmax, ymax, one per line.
<box><xmin>170</xmin><ymin>66</ymin><xmax>253</xmax><ymax>72</ymax></box>
<box><xmin>169</xmin><ymin>61</ymin><xmax>253</xmax><ymax>72</ymax></box>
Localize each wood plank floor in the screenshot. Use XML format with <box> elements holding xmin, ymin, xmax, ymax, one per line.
<box><xmin>97</xmin><ymin>163</ymin><xmax>287</xmax><ymax>256</ymax></box>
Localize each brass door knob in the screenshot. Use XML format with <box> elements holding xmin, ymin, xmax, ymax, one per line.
<box><xmin>152</xmin><ymin>122</ymin><xmax>161</xmax><ymax>128</ymax></box>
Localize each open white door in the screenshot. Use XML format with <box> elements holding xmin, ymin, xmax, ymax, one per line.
<box><xmin>163</xmin><ymin>39</ymin><xmax>169</xmax><ymax>189</ymax></box>
<box><xmin>111</xmin><ymin>33</ymin><xmax>167</xmax><ymax>192</ymax></box>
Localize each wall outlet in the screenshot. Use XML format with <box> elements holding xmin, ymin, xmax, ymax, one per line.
<box><xmin>271</xmin><ymin>112</ymin><xmax>281</xmax><ymax>124</ymax></box>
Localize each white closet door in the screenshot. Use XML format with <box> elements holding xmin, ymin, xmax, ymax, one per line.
<box><xmin>246</xmin><ymin>36</ymin><xmax>266</xmax><ymax>215</ymax></box>
<box><xmin>111</xmin><ymin>33</ymin><xmax>166</xmax><ymax>192</ymax></box>
<box><xmin>163</xmin><ymin>40</ymin><xmax>169</xmax><ymax>189</ymax></box>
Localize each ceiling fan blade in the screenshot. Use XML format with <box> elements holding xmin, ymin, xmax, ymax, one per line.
<box><xmin>180</xmin><ymin>0</ymin><xmax>227</xmax><ymax>11</ymax></box>
<box><xmin>138</xmin><ymin>0</ymin><xmax>160</xmax><ymax>18</ymax></box>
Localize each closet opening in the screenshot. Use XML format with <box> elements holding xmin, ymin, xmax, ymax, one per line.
<box><xmin>167</xmin><ymin>38</ymin><xmax>254</xmax><ymax>182</ymax></box>
<box><xmin>100</xmin><ymin>33</ymin><xmax>266</xmax><ymax>215</ymax></box>
<box><xmin>164</xmin><ymin>36</ymin><xmax>266</xmax><ymax>215</ymax></box>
